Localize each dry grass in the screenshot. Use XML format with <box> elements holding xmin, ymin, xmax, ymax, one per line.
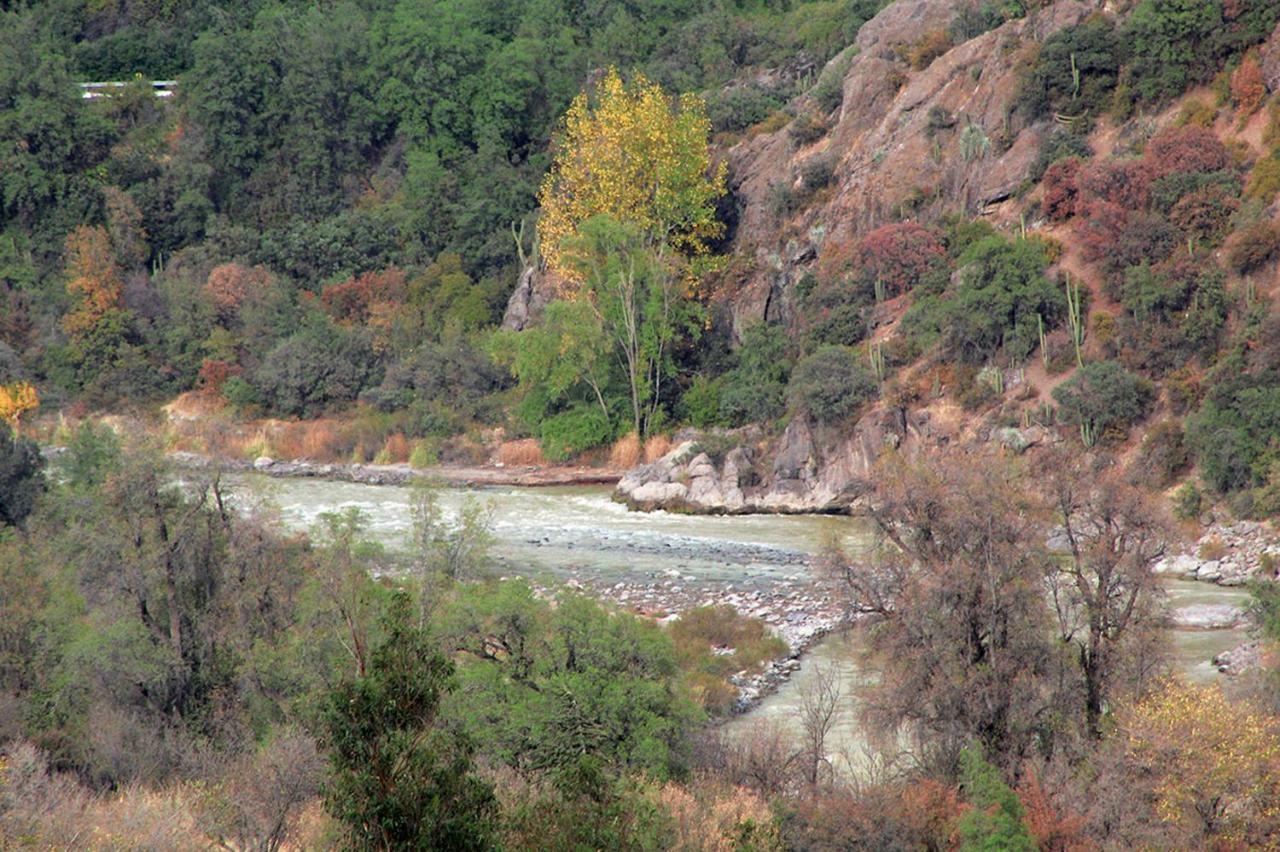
<box><xmin>1198</xmin><ymin>535</ymin><xmax>1229</xmax><ymax>562</ymax></box>
<box><xmin>609</xmin><ymin>432</ymin><xmax>642</xmax><ymax>469</ymax></box>
<box><xmin>497</xmin><ymin>439</ymin><xmax>544</xmax><ymax>467</ymax></box>
<box><xmin>643</xmin><ymin>434</ymin><xmax>673</xmax><ymax>463</ymax></box>
<box><xmin>380</xmin><ymin>433</ymin><xmax>410</xmax><ymax>464</ymax></box>
<box><xmin>653</xmin><ymin>778</ymin><xmax>780</xmax><ymax>851</ymax></box>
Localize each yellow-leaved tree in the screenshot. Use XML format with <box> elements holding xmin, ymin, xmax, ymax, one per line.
<box><xmin>0</xmin><ymin>381</ymin><xmax>38</xmax><ymax>428</ymax></box>
<box><xmin>1123</xmin><ymin>679</ymin><xmax>1280</xmax><ymax>845</ymax></box>
<box><xmin>537</xmin><ymin>68</ymin><xmax>725</xmax><ymax>279</ymax></box>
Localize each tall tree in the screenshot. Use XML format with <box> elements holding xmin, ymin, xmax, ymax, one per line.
<box><xmin>537</xmin><ymin>67</ymin><xmax>724</xmax><ymax>278</ymax></box>
<box><xmin>1043</xmin><ymin>456</ymin><xmax>1169</xmax><ymax>738</ymax></box>
<box><xmin>323</xmin><ymin>591</ymin><xmax>497</xmax><ymax>851</ymax></box>
<box><xmin>562</xmin><ymin>215</ymin><xmax>699</xmax><ymax>437</ymax></box>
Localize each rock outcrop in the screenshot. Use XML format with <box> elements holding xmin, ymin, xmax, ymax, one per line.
<box><xmin>616</xmin><ymin>406</ymin><xmax>939</xmax><ymax>514</ymax></box>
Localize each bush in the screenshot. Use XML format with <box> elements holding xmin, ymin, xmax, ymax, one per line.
<box><xmin>538</xmin><ymin>404</ymin><xmax>614</xmax><ymax>461</ymax></box>
<box><xmin>1144</xmin><ymin>125</ymin><xmax>1230</xmax><ymax>180</ymax></box>
<box><xmin>1231</xmin><ymin>55</ymin><xmax>1266</xmax><ymax>116</ymax></box>
<box><xmin>941</xmin><ymin>236</ymin><xmax>1065</xmax><ymax>363</ymax></box>
<box><xmin>852</xmin><ymin>222</ymin><xmax>947</xmax><ymax>300</ymax></box>
<box><xmin>1030</xmin><ymin>131</ymin><xmax>1091</xmax><ymax>182</ymax></box>
<box><xmin>906</xmin><ymin>30</ymin><xmax>952</xmax><ymax>70</ymax></box>
<box><xmin>950</xmin><ymin>1</ymin><xmax>1006</xmax><ymax>41</ymax></box>
<box><xmin>1226</xmin><ymin>221</ymin><xmax>1280</xmax><ymax>273</ymax></box>
<box><xmin>707</xmin><ymin>85</ymin><xmax>785</xmax><ymax>134</ymax></box>
<box><xmin>1017</xmin><ymin>17</ymin><xmax>1120</xmax><ymax>119</ymax></box>
<box><xmin>253</xmin><ymin>319</ymin><xmax>380</xmax><ymax>418</ymax></box>
<box><xmin>1135</xmin><ymin>419</ymin><xmax>1190</xmax><ymax>487</ymax></box>
<box><xmin>1173</xmin><ymin>481</ymin><xmax>1204</xmax><ymax>519</ymax></box>
<box><xmin>1125</xmin><ymin>0</ymin><xmax>1222</xmax><ymax>104</ymax></box>
<box><xmin>1247</xmin><ymin>150</ymin><xmax>1280</xmax><ymax>201</ymax></box>
<box><xmin>720</xmin><ymin>324</ymin><xmax>793</xmax><ymax>426</ymax></box>
<box><xmin>800</xmin><ymin>155</ymin><xmax>836</xmax><ymax>190</ymax></box>
<box><xmin>1052</xmin><ymin>361</ymin><xmax>1155</xmax><ymax>441</ymax></box>
<box><xmin>1042</xmin><ymin>157</ymin><xmax>1081</xmax><ymax>221</ymax></box>
<box><xmin>0</xmin><ymin>426</ymin><xmax>43</xmax><ymax>527</ymax></box>
<box><xmin>801</xmin><ymin>281</ymin><xmax>869</xmax><ymax>349</ymax></box>
<box><xmin>679</xmin><ymin>376</ymin><xmax>726</xmax><ymax>428</ymax></box>
<box><xmin>789</xmin><ymin>111</ymin><xmax>828</xmax><ymax>145</ymax></box>
<box><xmin>787</xmin><ymin>345</ymin><xmax>878</xmax><ymax>424</ymax></box>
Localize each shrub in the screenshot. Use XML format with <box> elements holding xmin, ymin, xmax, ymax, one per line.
<box><xmin>1149</xmin><ymin>169</ymin><xmax>1240</xmax><ymax>213</ymax></box>
<box><xmin>539</xmin><ymin>404</ymin><xmax>614</xmax><ymax>461</ymax></box>
<box><xmin>1017</xmin><ymin>17</ymin><xmax>1120</xmax><ymax>119</ymax></box>
<box><xmin>253</xmin><ymin>320</ymin><xmax>380</xmax><ymax>418</ymax></box>
<box><xmin>708</xmin><ymin>85</ymin><xmax>784</xmax><ymax>134</ymax></box>
<box><xmin>950</xmin><ymin>1</ymin><xmax>1006</xmax><ymax>41</ymax></box>
<box><xmin>720</xmin><ymin>324</ymin><xmax>793</xmax><ymax>426</ymax></box>
<box><xmin>1144</xmin><ymin>125</ymin><xmax>1230</xmax><ymax>180</ymax></box>
<box><xmin>1125</xmin><ymin>0</ymin><xmax>1222</xmax><ymax>104</ymax></box>
<box><xmin>1175</xmin><ymin>99</ymin><xmax>1217</xmax><ymax>128</ymax></box>
<box><xmin>1136</xmin><ymin>419</ymin><xmax>1190</xmax><ymax>486</ymax></box>
<box><xmin>1075</xmin><ymin>159</ymin><xmax>1150</xmax><ymax>212</ymax></box>
<box><xmin>1231</xmin><ymin>54</ymin><xmax>1266</xmax><ymax>116</ymax></box>
<box><xmin>942</xmin><ymin>236</ymin><xmax>1065</xmax><ymax>363</ymax></box>
<box><xmin>907</xmin><ymin>30</ymin><xmax>952</xmax><ymax>70</ymax></box>
<box><xmin>853</xmin><ymin>222</ymin><xmax>947</xmax><ymax>299</ymax></box>
<box><xmin>1030</xmin><ymin>131</ymin><xmax>1091</xmax><ymax>182</ymax></box>
<box><xmin>1169</xmin><ymin>186</ymin><xmax>1239</xmax><ymax>245</ymax></box>
<box><xmin>1052</xmin><ymin>361</ymin><xmax>1155</xmax><ymax>441</ymax></box>
<box><xmin>799</xmin><ymin>155</ymin><xmax>836</xmax><ymax>190</ymax></box>
<box><xmin>409</xmin><ymin>440</ymin><xmax>439</xmax><ymax>469</ymax></box>
<box><xmin>1173</xmin><ymin>481</ymin><xmax>1204</xmax><ymax>519</ymax></box>
<box><xmin>787</xmin><ymin>345</ymin><xmax>878</xmax><ymax>424</ymax></box>
<box><xmin>1226</xmin><ymin>221</ymin><xmax>1280</xmax><ymax>273</ymax></box>
<box><xmin>788</xmin><ymin>111</ymin><xmax>828</xmax><ymax>145</ymax></box>
<box><xmin>801</xmin><ymin>282</ymin><xmax>869</xmax><ymax>349</ymax></box>
<box><xmin>1042</xmin><ymin>157</ymin><xmax>1081</xmax><ymax>221</ymax></box>
<box><xmin>680</xmin><ymin>376</ymin><xmax>726</xmax><ymax>428</ymax></box>
<box><xmin>1247</xmin><ymin>150</ymin><xmax>1280</xmax><ymax>201</ymax></box>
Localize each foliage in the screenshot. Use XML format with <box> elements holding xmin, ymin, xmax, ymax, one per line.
<box><xmin>323</xmin><ymin>592</ymin><xmax>498</xmax><ymax>850</ymax></box>
<box><xmin>957</xmin><ymin>746</ymin><xmax>1037</xmax><ymax>851</ymax></box>
<box><xmin>1052</xmin><ymin>361</ymin><xmax>1154</xmax><ymax>442</ymax></box>
<box><xmin>0</xmin><ymin>425</ymin><xmax>42</xmax><ymax>527</ymax></box>
<box><xmin>1122</xmin><ymin>680</ymin><xmax>1280</xmax><ymax>845</ymax></box>
<box><xmin>436</xmin><ymin>581</ymin><xmax>701</xmax><ymax>780</ymax></box>
<box><xmin>719</xmin><ymin>324</ymin><xmax>794</xmax><ymax>426</ymax></box>
<box><xmin>537</xmin><ymin>68</ymin><xmax>724</xmax><ymax>277</ymax></box>
<box><xmin>1042</xmin><ymin>157</ymin><xmax>1081</xmax><ymax>221</ymax></box>
<box><xmin>1124</xmin><ymin>0</ymin><xmax>1223</xmax><ymax>104</ymax></box>
<box><xmin>1231</xmin><ymin>54</ymin><xmax>1267</xmax><ymax>115</ymax></box>
<box><xmin>1017</xmin><ymin>17</ymin><xmax>1120</xmax><ymax>120</ymax></box>
<box><xmin>251</xmin><ymin>318</ymin><xmax>381</xmax><ymax>418</ymax></box>
<box><xmin>787</xmin><ymin>346</ymin><xmax>878</xmax><ymax>424</ymax></box>
<box><xmin>853</xmin><ymin>222</ymin><xmax>946</xmax><ymax>300</ymax></box>
<box><xmin>0</xmin><ymin>381</ymin><xmax>38</xmax><ymax>428</ymax></box>
<box><xmin>939</xmin><ymin>235</ymin><xmax>1064</xmax><ymax>363</ymax></box>
<box><xmin>1226</xmin><ymin>220</ymin><xmax>1280</xmax><ymax>273</ymax></box>
<box><xmin>669</xmin><ymin>605</ymin><xmax>787</xmax><ymax>714</ymax></box>
<box><xmin>539</xmin><ymin>404</ymin><xmax>615</xmax><ymax>462</ymax></box>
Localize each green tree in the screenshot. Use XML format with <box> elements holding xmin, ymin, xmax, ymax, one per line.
<box><xmin>1052</xmin><ymin>361</ymin><xmax>1154</xmax><ymax>444</ymax></box>
<box><xmin>562</xmin><ymin>215</ymin><xmax>700</xmax><ymax>437</ymax></box>
<box><xmin>957</xmin><ymin>746</ymin><xmax>1037</xmax><ymax>852</ymax></box>
<box><xmin>0</xmin><ymin>424</ymin><xmax>42</xmax><ymax>527</ymax></box>
<box><xmin>323</xmin><ymin>592</ymin><xmax>497</xmax><ymax>850</ymax></box>
<box><xmin>1125</xmin><ymin>0</ymin><xmax>1222</xmax><ymax>104</ymax></box>
<box><xmin>787</xmin><ymin>345</ymin><xmax>878</xmax><ymax>425</ymax></box>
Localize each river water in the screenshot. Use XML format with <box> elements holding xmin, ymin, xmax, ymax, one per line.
<box><xmin>227</xmin><ymin>475</ymin><xmax>1251</xmax><ymax>756</ymax></box>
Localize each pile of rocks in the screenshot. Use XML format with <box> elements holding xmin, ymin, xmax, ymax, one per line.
<box><xmin>569</xmin><ymin>574</ymin><xmax>850</xmax><ymax>711</ymax></box>
<box><xmin>1155</xmin><ymin>521</ymin><xmax>1280</xmax><ymax>586</ymax></box>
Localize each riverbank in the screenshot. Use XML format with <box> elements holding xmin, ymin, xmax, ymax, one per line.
<box><xmin>164</xmin><ymin>450</ymin><xmax>622</xmax><ymax>488</ymax></box>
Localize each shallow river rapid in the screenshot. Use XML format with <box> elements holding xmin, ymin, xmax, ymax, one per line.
<box><xmin>229</xmin><ymin>475</ymin><xmax>1251</xmax><ymax>758</ymax></box>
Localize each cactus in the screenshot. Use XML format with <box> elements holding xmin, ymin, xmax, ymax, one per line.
<box><xmin>1065</xmin><ymin>273</ymin><xmax>1085</xmax><ymax>368</ymax></box>
<box><xmin>868</xmin><ymin>341</ymin><xmax>886</xmax><ymax>382</ymax></box>
<box><xmin>1245</xmin><ymin>277</ymin><xmax>1257</xmax><ymax>308</ymax></box>
<box><xmin>1070</xmin><ymin>52</ymin><xmax>1080</xmax><ymax>100</ymax></box>
<box><xmin>1038</xmin><ymin>313</ymin><xmax>1048</xmax><ymax>369</ymax></box>
<box><xmin>960</xmin><ymin>123</ymin><xmax>991</xmax><ymax>162</ymax></box>
<box><xmin>1080</xmin><ymin>420</ymin><xmax>1097</xmax><ymax>448</ymax></box>
<box><xmin>873</xmin><ymin>276</ymin><xmax>886</xmax><ymax>303</ymax></box>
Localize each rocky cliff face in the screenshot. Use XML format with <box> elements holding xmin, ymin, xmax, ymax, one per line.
<box><xmin>723</xmin><ymin>0</ymin><xmax>1100</xmax><ymax>334</ymax></box>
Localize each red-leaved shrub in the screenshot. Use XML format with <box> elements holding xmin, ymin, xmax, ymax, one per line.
<box><xmin>1144</xmin><ymin>125</ymin><xmax>1230</xmax><ymax>180</ymax></box>
<box><xmin>853</xmin><ymin>222</ymin><xmax>946</xmax><ymax>298</ymax></box>
<box><xmin>1043</xmin><ymin>157</ymin><xmax>1082</xmax><ymax>221</ymax></box>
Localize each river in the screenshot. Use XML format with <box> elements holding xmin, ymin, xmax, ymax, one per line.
<box><xmin>226</xmin><ymin>475</ymin><xmax>1252</xmax><ymax>757</ymax></box>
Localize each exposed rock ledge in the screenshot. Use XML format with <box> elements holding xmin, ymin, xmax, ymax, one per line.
<box><xmin>615</xmin><ymin>408</ymin><xmax>936</xmax><ymax>514</ymax></box>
